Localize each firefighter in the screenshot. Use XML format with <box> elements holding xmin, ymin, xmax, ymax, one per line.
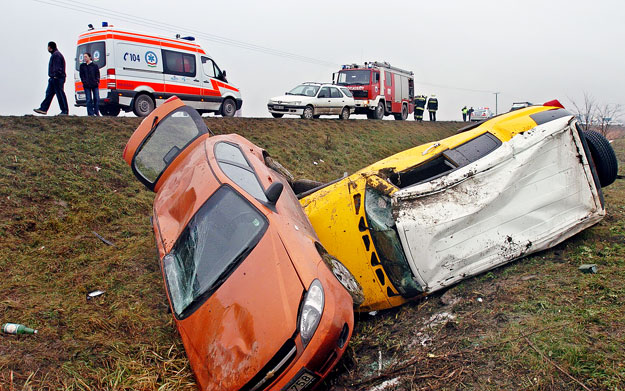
<box><xmin>427</xmin><ymin>95</ymin><xmax>439</xmax><ymax>121</ymax></box>
<box><xmin>462</xmin><ymin>106</ymin><xmax>468</xmax><ymax>121</ymax></box>
<box><xmin>414</xmin><ymin>95</ymin><xmax>426</xmax><ymax>122</ymax></box>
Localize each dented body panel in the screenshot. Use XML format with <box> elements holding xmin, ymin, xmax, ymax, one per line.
<box><xmin>301</xmin><ymin>104</ymin><xmax>607</xmax><ymax>311</ymax></box>
<box><xmin>394</xmin><ymin>117</ymin><xmax>604</xmax><ymax>292</ymax></box>
<box><xmin>123</xmin><ymin>99</ymin><xmax>354</xmax><ymax>391</ymax></box>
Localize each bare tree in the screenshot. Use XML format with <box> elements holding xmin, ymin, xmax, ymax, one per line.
<box><xmin>569</xmin><ymin>92</ymin><xmax>596</xmax><ymax>131</ymax></box>
<box><xmin>595</xmin><ymin>103</ymin><xmax>623</xmax><ymax>137</ymax></box>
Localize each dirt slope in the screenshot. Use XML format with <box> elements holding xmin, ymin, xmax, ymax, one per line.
<box><xmin>0</xmin><ymin>116</ymin><xmax>460</xmax><ymax>390</ymax></box>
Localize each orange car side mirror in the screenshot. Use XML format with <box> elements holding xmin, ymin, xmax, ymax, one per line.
<box><xmin>265</xmin><ymin>182</ymin><xmax>283</xmax><ymax>204</ymax></box>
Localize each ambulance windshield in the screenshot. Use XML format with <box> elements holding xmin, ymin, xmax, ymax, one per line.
<box><xmin>76</xmin><ymin>42</ymin><xmax>106</xmax><ymax>70</ymax></box>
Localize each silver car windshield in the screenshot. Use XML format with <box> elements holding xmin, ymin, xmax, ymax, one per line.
<box><xmin>163</xmin><ymin>186</ymin><xmax>268</xmax><ymax>318</ymax></box>
<box><xmin>287</xmin><ymin>85</ymin><xmax>320</xmax><ymax>97</ymax></box>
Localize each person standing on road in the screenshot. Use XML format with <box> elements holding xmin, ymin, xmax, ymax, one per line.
<box><xmin>462</xmin><ymin>106</ymin><xmax>468</xmax><ymax>121</ymax></box>
<box><xmin>427</xmin><ymin>95</ymin><xmax>438</xmax><ymax>121</ymax></box>
<box><xmin>79</xmin><ymin>53</ymin><xmax>100</xmax><ymax>116</ymax></box>
<box><xmin>468</xmin><ymin>106</ymin><xmax>474</xmax><ymax>121</ymax></box>
<box><xmin>414</xmin><ymin>95</ymin><xmax>426</xmax><ymax>122</ymax></box>
<box><xmin>34</xmin><ymin>41</ymin><xmax>69</xmax><ymax>115</ymax></box>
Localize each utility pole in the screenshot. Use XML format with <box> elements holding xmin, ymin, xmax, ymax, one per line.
<box><xmin>494</xmin><ymin>92</ymin><xmax>500</xmax><ymax>115</ymax></box>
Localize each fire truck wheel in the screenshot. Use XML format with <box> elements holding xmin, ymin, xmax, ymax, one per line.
<box><xmin>301</xmin><ymin>105</ymin><xmax>314</xmax><ymax>119</ymax></box>
<box><xmin>340</xmin><ymin>107</ymin><xmax>351</xmax><ymax>120</ymax></box>
<box><xmin>394</xmin><ymin>104</ymin><xmax>408</xmax><ymax>120</ymax></box>
<box><xmin>132</xmin><ymin>94</ymin><xmax>155</xmax><ymax>117</ymax></box>
<box><xmin>271</xmin><ymin>113</ymin><xmax>284</xmax><ymax>118</ymax></box>
<box><xmin>220</xmin><ymin>98</ymin><xmax>236</xmax><ymax>117</ymax></box>
<box><xmin>373</xmin><ymin>101</ymin><xmax>384</xmax><ymax>120</ymax></box>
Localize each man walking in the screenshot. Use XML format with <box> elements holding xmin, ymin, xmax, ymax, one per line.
<box><xmin>427</xmin><ymin>95</ymin><xmax>438</xmax><ymax>121</ymax></box>
<box><xmin>34</xmin><ymin>42</ymin><xmax>69</xmax><ymax>115</ymax></box>
<box><xmin>414</xmin><ymin>95</ymin><xmax>426</xmax><ymax>122</ymax></box>
<box><xmin>468</xmin><ymin>106</ymin><xmax>474</xmax><ymax>121</ymax></box>
<box><xmin>79</xmin><ymin>53</ymin><xmax>100</xmax><ymax>116</ymax></box>
<box><xmin>462</xmin><ymin>106</ymin><xmax>468</xmax><ymax>121</ymax></box>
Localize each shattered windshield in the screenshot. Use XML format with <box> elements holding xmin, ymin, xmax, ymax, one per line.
<box><xmin>365</xmin><ymin>187</ymin><xmax>422</xmax><ymax>297</ymax></box>
<box><xmin>287</xmin><ymin>85</ymin><xmax>320</xmax><ymax>97</ymax></box>
<box><xmin>163</xmin><ymin>186</ymin><xmax>268</xmax><ymax>318</ymax></box>
<box><xmin>337</xmin><ymin>70</ymin><xmax>371</xmax><ymax>85</ymax></box>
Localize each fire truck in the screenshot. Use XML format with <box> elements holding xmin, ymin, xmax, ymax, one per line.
<box><xmin>335</xmin><ymin>61</ymin><xmax>414</xmax><ymax>120</ymax></box>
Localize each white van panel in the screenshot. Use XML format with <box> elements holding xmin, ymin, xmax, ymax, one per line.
<box><xmin>394</xmin><ymin>118</ymin><xmax>604</xmax><ymax>292</ymax></box>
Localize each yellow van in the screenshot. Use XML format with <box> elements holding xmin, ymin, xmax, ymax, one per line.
<box><xmin>299</xmin><ymin>101</ymin><xmax>617</xmax><ymax>312</ymax></box>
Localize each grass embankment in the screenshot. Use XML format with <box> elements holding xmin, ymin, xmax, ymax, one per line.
<box><xmin>0</xmin><ymin>115</ymin><xmax>457</xmax><ymax>390</ymax></box>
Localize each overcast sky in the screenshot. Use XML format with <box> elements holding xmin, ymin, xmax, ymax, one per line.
<box><xmin>2</xmin><ymin>0</ymin><xmax>624</xmax><ymax>121</ymax></box>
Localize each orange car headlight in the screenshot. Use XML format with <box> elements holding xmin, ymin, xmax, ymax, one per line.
<box><xmin>299</xmin><ymin>279</ymin><xmax>324</xmax><ymax>347</ymax></box>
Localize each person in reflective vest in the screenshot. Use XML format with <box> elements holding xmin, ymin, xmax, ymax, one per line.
<box><xmin>427</xmin><ymin>95</ymin><xmax>438</xmax><ymax>121</ymax></box>
<box><xmin>462</xmin><ymin>106</ymin><xmax>468</xmax><ymax>121</ymax></box>
<box><xmin>414</xmin><ymin>95</ymin><xmax>426</xmax><ymax>122</ymax></box>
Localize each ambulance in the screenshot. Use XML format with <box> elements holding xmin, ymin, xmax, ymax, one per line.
<box><xmin>74</xmin><ymin>23</ymin><xmax>242</xmax><ymax>117</ymax></box>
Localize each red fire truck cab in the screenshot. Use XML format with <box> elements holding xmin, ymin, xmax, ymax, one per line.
<box><xmin>335</xmin><ymin>62</ymin><xmax>414</xmax><ymax>120</ymax></box>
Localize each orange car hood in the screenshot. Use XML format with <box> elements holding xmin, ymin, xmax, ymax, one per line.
<box><xmin>175</xmin><ymin>226</ymin><xmax>304</xmax><ymax>390</ymax></box>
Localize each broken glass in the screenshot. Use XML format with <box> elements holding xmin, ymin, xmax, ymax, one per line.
<box><xmin>163</xmin><ymin>186</ymin><xmax>268</xmax><ymax>318</ymax></box>
<box><xmin>365</xmin><ymin>187</ymin><xmax>422</xmax><ymax>297</ymax></box>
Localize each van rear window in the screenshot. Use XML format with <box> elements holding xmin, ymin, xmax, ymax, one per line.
<box><xmin>76</xmin><ymin>42</ymin><xmax>106</xmax><ymax>70</ymax></box>
<box><xmin>163</xmin><ymin>49</ymin><xmax>196</xmax><ymax>77</ymax></box>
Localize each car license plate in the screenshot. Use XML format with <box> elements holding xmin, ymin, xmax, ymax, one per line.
<box><xmin>274</xmin><ymin>105</ymin><xmax>284</xmax><ymax>110</ymax></box>
<box><xmin>283</xmin><ymin>369</ymin><xmax>317</xmax><ymax>391</ymax></box>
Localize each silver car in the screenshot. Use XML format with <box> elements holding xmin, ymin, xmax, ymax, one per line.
<box><xmin>267</xmin><ymin>82</ymin><xmax>356</xmax><ymax>119</ymax></box>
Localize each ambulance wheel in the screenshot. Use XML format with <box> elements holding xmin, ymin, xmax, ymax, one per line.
<box><xmin>301</xmin><ymin>105</ymin><xmax>314</xmax><ymax>119</ymax></box>
<box><xmin>373</xmin><ymin>101</ymin><xmax>384</xmax><ymax>120</ymax></box>
<box><xmin>100</xmin><ymin>105</ymin><xmax>120</xmax><ymax>117</ymax></box>
<box><xmin>583</xmin><ymin>130</ymin><xmax>618</xmax><ymax>187</ymax></box>
<box><xmin>132</xmin><ymin>94</ymin><xmax>155</xmax><ymax>117</ymax></box>
<box><xmin>340</xmin><ymin>107</ymin><xmax>351</xmax><ymax>120</ymax></box>
<box><xmin>271</xmin><ymin>113</ymin><xmax>284</xmax><ymax>118</ymax></box>
<box><xmin>220</xmin><ymin>98</ymin><xmax>236</xmax><ymax>117</ymax></box>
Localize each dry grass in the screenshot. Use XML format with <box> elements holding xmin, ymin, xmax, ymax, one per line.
<box><xmin>0</xmin><ymin>115</ymin><xmax>459</xmax><ymax>390</ymax></box>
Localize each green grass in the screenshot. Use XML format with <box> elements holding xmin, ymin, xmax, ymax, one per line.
<box><xmin>0</xmin><ymin>115</ymin><xmax>459</xmax><ymax>390</ymax></box>
<box><xmin>3</xmin><ymin>115</ymin><xmax>624</xmax><ymax>390</ymax></box>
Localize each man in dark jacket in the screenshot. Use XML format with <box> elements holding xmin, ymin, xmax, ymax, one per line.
<box><xmin>427</xmin><ymin>95</ymin><xmax>439</xmax><ymax>121</ymax></box>
<box><xmin>79</xmin><ymin>53</ymin><xmax>101</xmax><ymax>116</ymax></box>
<box><xmin>414</xmin><ymin>95</ymin><xmax>426</xmax><ymax>122</ymax></box>
<box><xmin>34</xmin><ymin>41</ymin><xmax>69</xmax><ymax>115</ymax></box>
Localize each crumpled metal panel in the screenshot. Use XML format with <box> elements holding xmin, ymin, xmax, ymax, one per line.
<box><xmin>394</xmin><ymin>117</ymin><xmax>604</xmax><ymax>292</ymax></box>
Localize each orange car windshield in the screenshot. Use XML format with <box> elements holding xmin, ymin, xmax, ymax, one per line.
<box><xmin>163</xmin><ymin>186</ymin><xmax>268</xmax><ymax>318</ymax></box>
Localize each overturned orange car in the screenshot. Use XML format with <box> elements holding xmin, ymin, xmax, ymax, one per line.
<box><xmin>123</xmin><ymin>97</ymin><xmax>354</xmax><ymax>390</ymax></box>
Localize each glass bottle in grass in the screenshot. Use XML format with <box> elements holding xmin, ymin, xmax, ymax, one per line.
<box><xmin>2</xmin><ymin>323</ymin><xmax>38</xmax><ymax>335</ymax></box>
